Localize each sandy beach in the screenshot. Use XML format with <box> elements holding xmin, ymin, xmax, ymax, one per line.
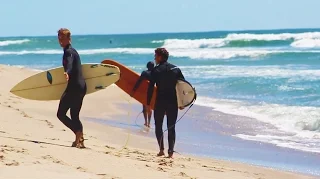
<box><xmin>0</xmin><ymin>65</ymin><xmax>314</xmax><ymax>179</ymax></box>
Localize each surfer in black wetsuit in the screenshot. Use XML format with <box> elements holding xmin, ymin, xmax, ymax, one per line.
<box><xmin>146</xmin><ymin>48</ymin><xmax>185</xmax><ymax>158</ymax></box>
<box><xmin>57</xmin><ymin>28</ymin><xmax>87</xmax><ymax>148</ymax></box>
<box><xmin>131</xmin><ymin>61</ymin><xmax>154</xmax><ymax>127</ymax></box>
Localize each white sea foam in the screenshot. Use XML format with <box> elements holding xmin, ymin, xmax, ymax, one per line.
<box><xmin>0</xmin><ymin>39</ymin><xmax>30</xmax><ymax>46</ymax></box>
<box><xmin>1</xmin><ymin>48</ymin><xmax>320</xmax><ymax>60</ymax></box>
<box><xmin>151</xmin><ymin>32</ymin><xmax>320</xmax><ymax>49</ymax></box>
<box><xmin>290</xmin><ymin>38</ymin><xmax>320</xmax><ymax>48</ymax></box>
<box><xmin>195</xmin><ymin>96</ymin><xmax>320</xmax><ymax>153</ymax></box>
<box><xmin>0</xmin><ymin>48</ymin><xmax>153</xmax><ymax>56</ymax></box>
<box><xmin>180</xmin><ymin>65</ymin><xmax>320</xmax><ymax>81</ymax></box>
<box><xmin>151</xmin><ymin>40</ymin><xmax>164</xmax><ymax>43</ymax></box>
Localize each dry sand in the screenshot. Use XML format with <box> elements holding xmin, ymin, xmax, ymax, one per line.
<box><xmin>0</xmin><ymin>65</ymin><xmax>314</xmax><ymax>179</ymax></box>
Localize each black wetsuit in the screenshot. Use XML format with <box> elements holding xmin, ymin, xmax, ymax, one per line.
<box><xmin>147</xmin><ymin>61</ymin><xmax>185</xmax><ymax>154</ymax></box>
<box><xmin>133</xmin><ymin>70</ymin><xmax>152</xmax><ymax>112</ymax></box>
<box><xmin>57</xmin><ymin>44</ymin><xmax>87</xmax><ymax>133</ymax></box>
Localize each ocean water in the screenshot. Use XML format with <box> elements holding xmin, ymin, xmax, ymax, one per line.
<box><xmin>1</xmin><ymin>28</ymin><xmax>320</xmax><ymax>154</ymax></box>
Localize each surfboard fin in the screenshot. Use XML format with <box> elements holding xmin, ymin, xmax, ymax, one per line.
<box><xmin>95</xmin><ymin>85</ymin><xmax>105</xmax><ymax>90</ymax></box>
<box><xmin>106</xmin><ymin>72</ymin><xmax>115</xmax><ymax>76</ymax></box>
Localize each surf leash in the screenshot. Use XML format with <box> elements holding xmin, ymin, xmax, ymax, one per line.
<box><xmin>112</xmin><ymin>85</ymin><xmax>133</xmax><ymax>153</ymax></box>
<box><xmin>134</xmin><ymin>111</ymin><xmax>143</xmax><ymax>128</ymax></box>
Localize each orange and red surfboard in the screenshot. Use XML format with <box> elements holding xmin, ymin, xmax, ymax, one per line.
<box><xmin>101</xmin><ymin>59</ymin><xmax>157</xmax><ymax>110</ymax></box>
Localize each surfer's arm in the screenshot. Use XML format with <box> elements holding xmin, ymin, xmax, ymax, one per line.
<box><xmin>64</xmin><ymin>50</ymin><xmax>74</xmax><ymax>75</ymax></box>
<box><xmin>133</xmin><ymin>72</ymin><xmax>145</xmax><ymax>92</ymax></box>
<box><xmin>177</xmin><ymin>68</ymin><xmax>185</xmax><ymax>80</ymax></box>
<box><xmin>147</xmin><ymin>76</ymin><xmax>155</xmax><ymax>106</ymax></box>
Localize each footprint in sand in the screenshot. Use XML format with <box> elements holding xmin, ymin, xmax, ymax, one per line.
<box><xmin>76</xmin><ymin>166</ymin><xmax>87</xmax><ymax>172</ymax></box>
<box><xmin>42</xmin><ymin>155</ymin><xmax>65</xmax><ymax>165</ymax></box>
<box><xmin>178</xmin><ymin>172</ymin><xmax>189</xmax><ymax>177</ymax></box>
<box><xmin>5</xmin><ymin>160</ymin><xmax>20</xmax><ymax>166</ymax></box>
<box><xmin>43</xmin><ymin>120</ymin><xmax>54</xmax><ymax>128</ymax></box>
<box><xmin>159</xmin><ymin>162</ymin><xmax>173</xmax><ymax>167</ymax></box>
<box><xmin>157</xmin><ymin>167</ymin><xmax>166</xmax><ymax>172</ymax></box>
<box><xmin>97</xmin><ymin>173</ymin><xmax>107</xmax><ymax>176</ymax></box>
<box><xmin>21</xmin><ymin>111</ymin><xmax>31</xmax><ymax>118</ymax></box>
<box><xmin>89</xmin><ymin>136</ymin><xmax>97</xmax><ymax>139</ymax></box>
<box><xmin>105</xmin><ymin>145</ymin><xmax>116</xmax><ymax>150</ymax></box>
<box><xmin>0</xmin><ymin>145</ymin><xmax>28</xmax><ymax>155</ymax></box>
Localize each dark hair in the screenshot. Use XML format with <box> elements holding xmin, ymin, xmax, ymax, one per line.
<box><xmin>155</xmin><ymin>48</ymin><xmax>169</xmax><ymax>62</ymax></box>
<box><xmin>146</xmin><ymin>61</ymin><xmax>154</xmax><ymax>70</ymax></box>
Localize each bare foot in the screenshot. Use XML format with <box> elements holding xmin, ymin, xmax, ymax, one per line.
<box><xmin>76</xmin><ymin>142</ymin><xmax>85</xmax><ymax>149</ymax></box>
<box><xmin>71</xmin><ymin>141</ymin><xmax>77</xmax><ymax>147</ymax></box>
<box><xmin>74</xmin><ymin>131</ymin><xmax>85</xmax><ymax>149</ymax></box>
<box><xmin>168</xmin><ymin>152</ymin><xmax>173</xmax><ymax>158</ymax></box>
<box><xmin>76</xmin><ymin>136</ymin><xmax>86</xmax><ymax>149</ymax></box>
<box><xmin>157</xmin><ymin>151</ymin><xmax>165</xmax><ymax>157</ymax></box>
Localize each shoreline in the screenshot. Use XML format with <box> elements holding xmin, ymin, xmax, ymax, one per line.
<box><xmin>0</xmin><ymin>64</ymin><xmax>315</xmax><ymax>178</ymax></box>
<box><xmin>86</xmin><ymin>103</ymin><xmax>320</xmax><ymax>177</ymax></box>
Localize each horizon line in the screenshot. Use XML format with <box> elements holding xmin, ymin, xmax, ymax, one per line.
<box><xmin>1</xmin><ymin>27</ymin><xmax>320</xmax><ymax>38</ymax></box>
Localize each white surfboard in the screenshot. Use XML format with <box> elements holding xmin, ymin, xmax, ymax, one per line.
<box><xmin>176</xmin><ymin>79</ymin><xmax>197</xmax><ymax>108</ymax></box>
<box><xmin>10</xmin><ymin>63</ymin><xmax>120</xmax><ymax>101</ymax></box>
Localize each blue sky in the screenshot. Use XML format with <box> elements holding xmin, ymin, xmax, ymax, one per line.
<box><xmin>0</xmin><ymin>0</ymin><xmax>319</xmax><ymax>36</ymax></box>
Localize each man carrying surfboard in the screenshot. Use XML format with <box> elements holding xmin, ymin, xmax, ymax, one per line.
<box><xmin>57</xmin><ymin>28</ymin><xmax>87</xmax><ymax>149</ymax></box>
<box><xmin>147</xmin><ymin>48</ymin><xmax>185</xmax><ymax>158</ymax></box>
<box><xmin>131</xmin><ymin>61</ymin><xmax>154</xmax><ymax>128</ymax></box>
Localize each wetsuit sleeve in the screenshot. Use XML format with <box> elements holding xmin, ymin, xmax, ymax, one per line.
<box><xmin>64</xmin><ymin>50</ymin><xmax>74</xmax><ymax>75</ymax></box>
<box><xmin>177</xmin><ymin>68</ymin><xmax>185</xmax><ymax>80</ymax></box>
<box><xmin>133</xmin><ymin>72</ymin><xmax>146</xmax><ymax>92</ymax></box>
<box><xmin>147</xmin><ymin>71</ymin><xmax>156</xmax><ymax>105</ymax></box>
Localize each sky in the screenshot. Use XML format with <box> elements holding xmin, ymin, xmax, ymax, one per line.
<box><xmin>0</xmin><ymin>0</ymin><xmax>319</xmax><ymax>36</ymax></box>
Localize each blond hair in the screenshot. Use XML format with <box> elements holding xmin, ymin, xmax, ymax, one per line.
<box><xmin>57</xmin><ymin>28</ymin><xmax>71</xmax><ymax>38</ymax></box>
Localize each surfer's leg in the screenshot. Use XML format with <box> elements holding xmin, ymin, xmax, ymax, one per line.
<box><xmin>57</xmin><ymin>92</ymin><xmax>74</xmax><ymax>132</ymax></box>
<box><xmin>154</xmin><ymin>105</ymin><xmax>166</xmax><ymax>155</ymax></box>
<box><xmin>147</xmin><ymin>108</ymin><xmax>152</xmax><ymax>127</ymax></box>
<box><xmin>70</xmin><ymin>91</ymin><xmax>85</xmax><ymax>148</ymax></box>
<box><xmin>166</xmin><ymin>104</ymin><xmax>178</xmax><ymax>157</ymax></box>
<box><xmin>142</xmin><ymin>105</ymin><xmax>148</xmax><ymax>126</ymax></box>
<box><xmin>70</xmin><ymin>93</ymin><xmax>84</xmax><ymax>132</ymax></box>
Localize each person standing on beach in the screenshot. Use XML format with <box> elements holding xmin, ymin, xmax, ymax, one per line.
<box><xmin>131</xmin><ymin>61</ymin><xmax>154</xmax><ymax>128</ymax></box>
<box><xmin>146</xmin><ymin>48</ymin><xmax>185</xmax><ymax>158</ymax></box>
<box><xmin>57</xmin><ymin>28</ymin><xmax>87</xmax><ymax>148</ymax></box>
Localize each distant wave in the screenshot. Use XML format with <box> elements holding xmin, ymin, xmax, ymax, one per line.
<box><xmin>181</xmin><ymin>65</ymin><xmax>320</xmax><ymax>81</ymax></box>
<box><xmin>0</xmin><ymin>39</ymin><xmax>30</xmax><ymax>46</ymax></box>
<box><xmin>290</xmin><ymin>38</ymin><xmax>320</xmax><ymax>48</ymax></box>
<box><xmin>152</xmin><ymin>32</ymin><xmax>320</xmax><ymax>48</ymax></box>
<box><xmin>1</xmin><ymin>48</ymin><xmax>320</xmax><ymax>60</ymax></box>
<box><xmin>0</xmin><ymin>48</ymin><xmax>153</xmax><ymax>56</ymax></box>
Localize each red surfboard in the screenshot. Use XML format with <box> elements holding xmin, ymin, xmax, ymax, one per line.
<box><xmin>101</xmin><ymin>59</ymin><xmax>157</xmax><ymax>110</ymax></box>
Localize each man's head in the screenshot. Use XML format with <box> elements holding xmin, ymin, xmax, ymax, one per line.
<box><xmin>154</xmin><ymin>48</ymin><xmax>169</xmax><ymax>64</ymax></box>
<box><xmin>57</xmin><ymin>28</ymin><xmax>71</xmax><ymax>48</ymax></box>
<box><xmin>146</xmin><ymin>61</ymin><xmax>154</xmax><ymax>71</ymax></box>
